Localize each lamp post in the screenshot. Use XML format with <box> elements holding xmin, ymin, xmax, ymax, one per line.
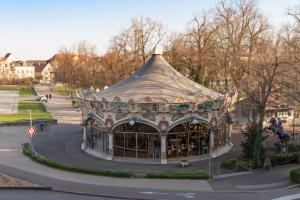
<box><xmin>26</xmin><ymin>109</ymin><xmax>34</xmax><ymax>153</ymax></box>
<box><xmin>209</xmin><ymin>117</ymin><xmax>217</xmax><ymax>180</ymax></box>
<box><xmin>27</xmin><ymin>109</ymin><xmax>32</xmax><ymax>127</ymax></box>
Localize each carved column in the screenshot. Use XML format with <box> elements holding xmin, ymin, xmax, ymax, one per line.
<box><xmin>210</xmin><ymin>130</ymin><xmax>215</xmax><ymax>149</ymax></box>
<box><xmin>160</xmin><ymin>135</ymin><xmax>167</xmax><ymax>164</ymax></box>
<box><xmin>82</xmin><ymin>126</ymin><xmax>87</xmax><ymax>149</ymax></box>
<box><xmin>228</xmin><ymin>123</ymin><xmax>232</xmax><ymax>143</ymax></box>
<box><xmin>108</xmin><ymin>132</ymin><xmax>113</xmax><ymax>160</ymax></box>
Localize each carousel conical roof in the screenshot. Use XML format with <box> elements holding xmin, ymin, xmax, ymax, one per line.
<box><xmin>93</xmin><ymin>47</ymin><xmax>223</xmax><ymax>103</ymax></box>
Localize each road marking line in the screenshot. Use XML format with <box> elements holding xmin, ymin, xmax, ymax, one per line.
<box><xmin>139</xmin><ymin>191</ymin><xmax>168</xmax><ymax>195</ymax></box>
<box><xmin>0</xmin><ymin>149</ymin><xmax>20</xmax><ymax>152</ymax></box>
<box><xmin>174</xmin><ymin>193</ymin><xmax>195</xmax><ymax>199</ymax></box>
<box><xmin>272</xmin><ymin>193</ymin><xmax>300</xmax><ymax>200</ymax></box>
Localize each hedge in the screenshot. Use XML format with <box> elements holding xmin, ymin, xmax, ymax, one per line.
<box><xmin>270</xmin><ymin>153</ymin><xmax>298</xmax><ymax>166</ymax></box>
<box><xmin>290</xmin><ymin>168</ymin><xmax>300</xmax><ymax>184</ymax></box>
<box><xmin>145</xmin><ymin>171</ymin><xmax>209</xmax><ymax>179</ymax></box>
<box><xmin>221</xmin><ymin>159</ymin><xmax>250</xmax><ymax>170</ymax></box>
<box><xmin>22</xmin><ymin>143</ymin><xmax>133</xmax><ymax>178</ymax></box>
<box><xmin>23</xmin><ymin>143</ymin><xmax>210</xmax><ymax>180</ymax></box>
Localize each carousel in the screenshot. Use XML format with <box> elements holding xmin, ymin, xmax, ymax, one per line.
<box><xmin>80</xmin><ymin>46</ymin><xmax>234</xmax><ymax>164</ymax></box>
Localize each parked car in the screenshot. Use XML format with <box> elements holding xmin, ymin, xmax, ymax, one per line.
<box><xmin>36</xmin><ymin>96</ymin><xmax>47</xmax><ymax>102</ymax></box>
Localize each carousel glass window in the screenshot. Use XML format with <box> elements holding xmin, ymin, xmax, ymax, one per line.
<box><xmin>167</xmin><ymin>122</ymin><xmax>210</xmax><ymax>159</ymax></box>
<box><xmin>86</xmin><ymin>119</ymin><xmax>109</xmax><ymax>154</ymax></box>
<box><xmin>216</xmin><ymin>120</ymin><xmax>229</xmax><ymax>147</ymax></box>
<box><xmin>113</xmin><ymin>122</ymin><xmax>160</xmax><ymax>159</ymax></box>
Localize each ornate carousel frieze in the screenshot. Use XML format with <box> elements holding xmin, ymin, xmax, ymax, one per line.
<box><xmin>79</xmin><ymin>46</ymin><xmax>234</xmax><ymax>164</ymax></box>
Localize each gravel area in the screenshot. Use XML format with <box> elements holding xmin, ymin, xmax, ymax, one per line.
<box><xmin>0</xmin><ymin>173</ymin><xmax>35</xmax><ymax>187</ymax></box>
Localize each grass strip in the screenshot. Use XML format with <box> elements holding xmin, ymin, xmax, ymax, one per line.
<box><xmin>0</xmin><ymin>86</ymin><xmax>36</xmax><ymax>96</ymax></box>
<box><xmin>0</xmin><ymin>100</ymin><xmax>53</xmax><ymax>123</ymax></box>
<box><xmin>52</xmin><ymin>86</ymin><xmax>75</xmax><ymax>96</ymax></box>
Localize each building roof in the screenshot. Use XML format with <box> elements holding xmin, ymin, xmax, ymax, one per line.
<box><xmin>93</xmin><ymin>47</ymin><xmax>223</xmax><ymax>103</ymax></box>
<box><xmin>4</xmin><ymin>53</ymin><xmax>12</xmax><ymax>59</ymax></box>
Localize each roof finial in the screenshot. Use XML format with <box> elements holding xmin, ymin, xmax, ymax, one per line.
<box><xmin>152</xmin><ymin>45</ymin><xmax>163</xmax><ymax>55</ymax></box>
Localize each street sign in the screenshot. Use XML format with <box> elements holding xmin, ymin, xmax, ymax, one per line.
<box><xmin>27</xmin><ymin>126</ymin><xmax>37</xmax><ymax>138</ymax></box>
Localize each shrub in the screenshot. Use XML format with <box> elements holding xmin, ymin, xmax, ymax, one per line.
<box><xmin>222</xmin><ymin>159</ymin><xmax>250</xmax><ymax>170</ymax></box>
<box><xmin>221</xmin><ymin>159</ymin><xmax>236</xmax><ymax>170</ymax></box>
<box><xmin>270</xmin><ymin>153</ymin><xmax>298</xmax><ymax>166</ymax></box>
<box><xmin>290</xmin><ymin>168</ymin><xmax>300</xmax><ymax>184</ymax></box>
<box><xmin>145</xmin><ymin>171</ymin><xmax>209</xmax><ymax>180</ymax></box>
<box><xmin>22</xmin><ymin>143</ymin><xmax>133</xmax><ymax>178</ymax></box>
<box><xmin>241</xmin><ymin>123</ymin><xmax>266</xmax><ymax>165</ymax></box>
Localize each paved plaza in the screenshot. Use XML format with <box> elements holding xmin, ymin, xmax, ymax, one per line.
<box><xmin>0</xmin><ymin>90</ymin><xmax>18</xmax><ymax>114</ymax></box>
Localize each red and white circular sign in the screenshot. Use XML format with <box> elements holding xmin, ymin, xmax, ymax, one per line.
<box><xmin>27</xmin><ymin>126</ymin><xmax>36</xmax><ymax>138</ymax></box>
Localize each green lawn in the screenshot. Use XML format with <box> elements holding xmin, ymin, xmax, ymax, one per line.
<box><xmin>52</xmin><ymin>86</ymin><xmax>76</xmax><ymax>96</ymax></box>
<box><xmin>0</xmin><ymin>100</ymin><xmax>53</xmax><ymax>123</ymax></box>
<box><xmin>0</xmin><ymin>85</ymin><xmax>37</xmax><ymax>96</ymax></box>
<box><xmin>52</xmin><ymin>86</ymin><xmax>69</xmax><ymax>96</ymax></box>
<box><xmin>19</xmin><ymin>87</ymin><xmax>37</xmax><ymax>96</ymax></box>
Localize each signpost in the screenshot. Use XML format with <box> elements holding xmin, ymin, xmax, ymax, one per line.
<box><xmin>26</xmin><ymin>126</ymin><xmax>37</xmax><ymax>138</ymax></box>
<box><xmin>26</xmin><ymin>109</ymin><xmax>36</xmax><ymax>155</ymax></box>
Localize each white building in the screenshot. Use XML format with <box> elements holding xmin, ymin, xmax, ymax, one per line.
<box><xmin>36</xmin><ymin>63</ymin><xmax>53</xmax><ymax>83</ymax></box>
<box><xmin>0</xmin><ymin>53</ymin><xmax>17</xmax><ymax>79</ymax></box>
<box><xmin>14</xmin><ymin>65</ymin><xmax>35</xmax><ymax>79</ymax></box>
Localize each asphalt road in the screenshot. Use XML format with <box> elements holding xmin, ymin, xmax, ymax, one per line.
<box><xmin>0</xmin><ymin>190</ymin><xmax>124</xmax><ymax>200</ymax></box>
<box><xmin>1</xmin><ymin>187</ymin><xmax>300</xmax><ymax>200</ymax></box>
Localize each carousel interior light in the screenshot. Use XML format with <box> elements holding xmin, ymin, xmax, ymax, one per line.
<box><xmin>129</xmin><ymin>119</ymin><xmax>135</xmax><ymax>126</ymax></box>
<box><xmin>191</xmin><ymin>118</ymin><xmax>199</xmax><ymax>124</ymax></box>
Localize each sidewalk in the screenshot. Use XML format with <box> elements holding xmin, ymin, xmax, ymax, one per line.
<box><xmin>210</xmin><ymin>164</ymin><xmax>299</xmax><ymax>191</ymax></box>
<box><xmin>34</xmin><ymin>85</ymin><xmax>81</xmax><ymax>124</ymax></box>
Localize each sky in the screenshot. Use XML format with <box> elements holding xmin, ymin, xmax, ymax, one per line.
<box><xmin>0</xmin><ymin>0</ymin><xmax>299</xmax><ymax>60</ymax></box>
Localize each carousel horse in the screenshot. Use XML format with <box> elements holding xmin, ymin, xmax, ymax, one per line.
<box><xmin>265</xmin><ymin>117</ymin><xmax>290</xmax><ymax>147</ymax></box>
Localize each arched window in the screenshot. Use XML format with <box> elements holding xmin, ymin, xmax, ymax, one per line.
<box><xmin>113</xmin><ymin>122</ymin><xmax>160</xmax><ymax>159</ymax></box>
<box><xmin>86</xmin><ymin>119</ymin><xmax>108</xmax><ymax>155</ymax></box>
<box><xmin>167</xmin><ymin>122</ymin><xmax>210</xmax><ymax>159</ymax></box>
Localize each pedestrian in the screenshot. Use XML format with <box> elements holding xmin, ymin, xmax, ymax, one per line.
<box><xmin>40</xmin><ymin>120</ymin><xmax>45</xmax><ymax>131</ymax></box>
<box><xmin>45</xmin><ymin>94</ymin><xmax>49</xmax><ymax>100</ymax></box>
<box><xmin>49</xmin><ymin>94</ymin><xmax>52</xmax><ymax>100</ymax></box>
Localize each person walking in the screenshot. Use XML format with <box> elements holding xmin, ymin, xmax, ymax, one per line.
<box><xmin>49</xmin><ymin>94</ymin><xmax>52</xmax><ymax>100</ymax></box>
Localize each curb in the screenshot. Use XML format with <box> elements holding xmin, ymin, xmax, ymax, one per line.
<box><xmin>0</xmin><ymin>186</ymin><xmax>52</xmax><ymax>190</ymax></box>
<box><xmin>213</xmin><ymin>184</ymin><xmax>300</xmax><ymax>193</ymax></box>
<box><xmin>52</xmin><ymin>189</ymin><xmax>155</xmax><ymax>200</ymax></box>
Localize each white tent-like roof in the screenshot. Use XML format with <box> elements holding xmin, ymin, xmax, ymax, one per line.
<box><xmin>93</xmin><ymin>47</ymin><xmax>223</xmax><ymax>103</ymax></box>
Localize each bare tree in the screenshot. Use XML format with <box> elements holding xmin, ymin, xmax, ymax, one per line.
<box><xmin>239</xmin><ymin>34</ymin><xmax>288</xmax><ymax>165</ymax></box>
<box><xmin>214</xmin><ymin>0</ymin><xmax>268</xmax><ymax>92</ymax></box>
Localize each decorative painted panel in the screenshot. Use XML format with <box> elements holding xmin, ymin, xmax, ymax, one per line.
<box><xmin>90</xmin><ymin>101</ymin><xmax>104</xmax><ymax>110</ymax></box>
<box><xmin>110</xmin><ymin>102</ymin><xmax>129</xmax><ymax>112</ymax></box>
<box><xmin>171</xmin><ymin>113</ymin><xmax>184</xmax><ymax>121</ymax></box>
<box><xmin>138</xmin><ymin>103</ymin><xmax>159</xmax><ymax>112</ymax></box>
<box><xmin>198</xmin><ymin>101</ymin><xmax>214</xmax><ymax>111</ymax></box>
<box><xmin>142</xmin><ymin>113</ymin><xmax>156</xmax><ymax>122</ymax></box>
<box><xmin>115</xmin><ymin>113</ymin><xmax>128</xmax><ymax>120</ymax></box>
<box><xmin>169</xmin><ymin>103</ymin><xmax>190</xmax><ymax>112</ymax></box>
